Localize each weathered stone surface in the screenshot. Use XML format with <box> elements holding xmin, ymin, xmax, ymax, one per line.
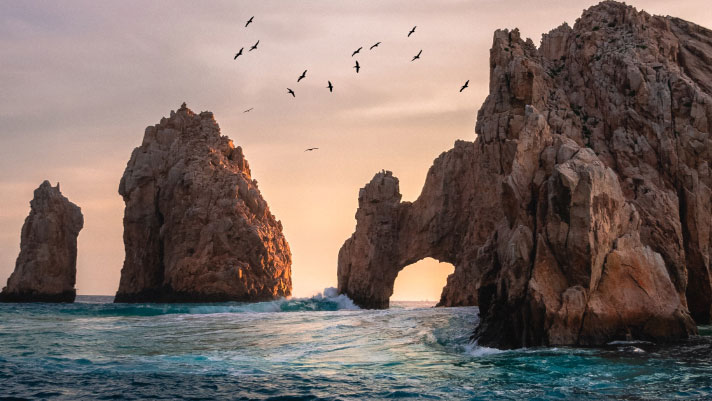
<box><xmin>0</xmin><ymin>181</ymin><xmax>83</xmax><ymax>303</ymax></box>
<box><xmin>338</xmin><ymin>141</ymin><xmax>481</xmax><ymax>309</ymax></box>
<box><xmin>337</xmin><ymin>171</ymin><xmax>402</xmax><ymax>309</ymax></box>
<box><xmin>115</xmin><ymin>103</ymin><xmax>291</xmax><ymax>303</ymax></box>
<box><xmin>338</xmin><ymin>1</ymin><xmax>711</xmax><ymax>347</ymax></box>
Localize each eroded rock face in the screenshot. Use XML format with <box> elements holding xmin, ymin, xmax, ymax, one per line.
<box><xmin>338</xmin><ymin>141</ymin><xmax>481</xmax><ymax>309</ymax></box>
<box><xmin>115</xmin><ymin>103</ymin><xmax>291</xmax><ymax>303</ymax></box>
<box><xmin>338</xmin><ymin>1</ymin><xmax>711</xmax><ymax>347</ymax></box>
<box><xmin>0</xmin><ymin>181</ymin><xmax>83</xmax><ymax>303</ymax></box>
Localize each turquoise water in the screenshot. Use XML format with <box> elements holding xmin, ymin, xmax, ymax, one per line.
<box><xmin>1</xmin><ymin>291</ymin><xmax>711</xmax><ymax>400</ymax></box>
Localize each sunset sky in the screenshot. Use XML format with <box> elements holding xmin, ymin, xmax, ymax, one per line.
<box><xmin>1</xmin><ymin>0</ymin><xmax>711</xmax><ymax>300</ymax></box>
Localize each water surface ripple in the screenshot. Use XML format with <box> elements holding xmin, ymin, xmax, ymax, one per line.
<box><xmin>1</xmin><ymin>294</ymin><xmax>710</xmax><ymax>400</ymax></box>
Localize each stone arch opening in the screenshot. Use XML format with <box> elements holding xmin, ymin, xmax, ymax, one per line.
<box><xmin>337</xmin><ymin>168</ymin><xmax>480</xmax><ymax>310</ymax></box>
<box><xmin>391</xmin><ymin>258</ymin><xmax>455</xmax><ymax>303</ymax></box>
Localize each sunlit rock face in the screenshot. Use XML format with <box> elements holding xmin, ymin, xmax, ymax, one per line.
<box><xmin>115</xmin><ymin>104</ymin><xmax>291</xmax><ymax>303</ymax></box>
<box><xmin>339</xmin><ymin>1</ymin><xmax>712</xmax><ymax>348</ymax></box>
<box><xmin>337</xmin><ymin>142</ymin><xmax>482</xmax><ymax>310</ymax></box>
<box><xmin>0</xmin><ymin>181</ymin><xmax>83</xmax><ymax>303</ymax></box>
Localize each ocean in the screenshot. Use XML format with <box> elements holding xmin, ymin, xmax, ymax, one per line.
<box><xmin>1</xmin><ymin>291</ymin><xmax>711</xmax><ymax>400</ymax></box>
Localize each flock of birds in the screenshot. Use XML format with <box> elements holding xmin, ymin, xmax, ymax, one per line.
<box><xmin>232</xmin><ymin>16</ymin><xmax>470</xmax><ymax>152</ymax></box>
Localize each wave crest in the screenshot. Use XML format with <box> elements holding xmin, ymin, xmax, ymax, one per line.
<box><xmin>59</xmin><ymin>288</ymin><xmax>360</xmax><ymax>317</ymax></box>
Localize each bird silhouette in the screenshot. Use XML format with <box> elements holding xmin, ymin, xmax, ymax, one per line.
<box><xmin>460</xmin><ymin>80</ymin><xmax>469</xmax><ymax>92</ymax></box>
<box><xmin>327</xmin><ymin>81</ymin><xmax>333</xmax><ymax>92</ymax></box>
<box><xmin>304</xmin><ymin>147</ymin><xmax>319</xmax><ymax>152</ymax></box>
<box><xmin>297</xmin><ymin>70</ymin><xmax>307</xmax><ymax>82</ymax></box>
<box><xmin>243</xmin><ymin>107</ymin><xmax>254</xmax><ymax>113</ymax></box>
<box><xmin>287</xmin><ymin>88</ymin><xmax>295</xmax><ymax>97</ymax></box>
<box><xmin>353</xmin><ymin>60</ymin><xmax>360</xmax><ymax>73</ymax></box>
<box><xmin>245</xmin><ymin>16</ymin><xmax>254</xmax><ymax>27</ymax></box>
<box><xmin>249</xmin><ymin>40</ymin><xmax>259</xmax><ymax>51</ymax></box>
<box><xmin>352</xmin><ymin>47</ymin><xmax>362</xmax><ymax>57</ymax></box>
<box><xmin>234</xmin><ymin>48</ymin><xmax>244</xmax><ymax>59</ymax></box>
<box><xmin>411</xmin><ymin>49</ymin><xmax>422</xmax><ymax>61</ymax></box>
<box><xmin>369</xmin><ymin>42</ymin><xmax>381</xmax><ymax>50</ymax></box>
<box><xmin>408</xmin><ymin>26</ymin><xmax>416</xmax><ymax>37</ymax></box>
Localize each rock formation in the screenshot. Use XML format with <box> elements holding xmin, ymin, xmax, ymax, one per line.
<box><xmin>115</xmin><ymin>103</ymin><xmax>291</xmax><ymax>303</ymax></box>
<box><xmin>338</xmin><ymin>1</ymin><xmax>712</xmax><ymax>347</ymax></box>
<box><xmin>0</xmin><ymin>181</ymin><xmax>83</xmax><ymax>302</ymax></box>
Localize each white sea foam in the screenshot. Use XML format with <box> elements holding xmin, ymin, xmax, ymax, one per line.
<box><xmin>309</xmin><ymin>287</ymin><xmax>361</xmax><ymax>310</ymax></box>
<box><xmin>418</xmin><ymin>329</ymin><xmax>438</xmax><ymax>344</ymax></box>
<box><xmin>200</xmin><ymin>287</ymin><xmax>361</xmax><ymax>314</ymax></box>
<box><xmin>116</xmin><ymin>288</ymin><xmax>361</xmax><ymax>316</ymax></box>
<box><xmin>606</xmin><ymin>340</ymin><xmax>653</xmax><ymax>346</ymax></box>
<box><xmin>464</xmin><ymin>341</ymin><xmax>505</xmax><ymax>357</ymax></box>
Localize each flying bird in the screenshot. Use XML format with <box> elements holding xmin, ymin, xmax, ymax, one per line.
<box><xmin>249</xmin><ymin>40</ymin><xmax>259</xmax><ymax>51</ymax></box>
<box><xmin>408</xmin><ymin>26</ymin><xmax>416</xmax><ymax>37</ymax></box>
<box><xmin>369</xmin><ymin>42</ymin><xmax>381</xmax><ymax>50</ymax></box>
<box><xmin>352</xmin><ymin>47</ymin><xmax>362</xmax><ymax>57</ymax></box>
<box><xmin>460</xmin><ymin>80</ymin><xmax>469</xmax><ymax>92</ymax></box>
<box><xmin>304</xmin><ymin>147</ymin><xmax>319</xmax><ymax>152</ymax></box>
<box><xmin>327</xmin><ymin>81</ymin><xmax>333</xmax><ymax>92</ymax></box>
<box><xmin>234</xmin><ymin>47</ymin><xmax>244</xmax><ymax>59</ymax></box>
<box><xmin>353</xmin><ymin>60</ymin><xmax>360</xmax><ymax>73</ymax></box>
<box><xmin>287</xmin><ymin>88</ymin><xmax>295</xmax><ymax>97</ymax></box>
<box><xmin>411</xmin><ymin>49</ymin><xmax>422</xmax><ymax>61</ymax></box>
<box><xmin>245</xmin><ymin>16</ymin><xmax>254</xmax><ymax>27</ymax></box>
<box><xmin>243</xmin><ymin>107</ymin><xmax>254</xmax><ymax>113</ymax></box>
<box><xmin>297</xmin><ymin>70</ymin><xmax>307</xmax><ymax>82</ymax></box>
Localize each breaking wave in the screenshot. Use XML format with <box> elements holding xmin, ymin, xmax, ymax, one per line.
<box><xmin>5</xmin><ymin>288</ymin><xmax>359</xmax><ymax>317</ymax></box>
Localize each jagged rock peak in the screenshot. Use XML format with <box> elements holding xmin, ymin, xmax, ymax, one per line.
<box><xmin>338</xmin><ymin>1</ymin><xmax>711</xmax><ymax>348</ymax></box>
<box><xmin>359</xmin><ymin>170</ymin><xmax>401</xmax><ymax>204</ymax></box>
<box><xmin>337</xmin><ymin>170</ymin><xmax>403</xmax><ymax>309</ymax></box>
<box><xmin>0</xmin><ymin>181</ymin><xmax>83</xmax><ymax>303</ymax></box>
<box><xmin>115</xmin><ymin>104</ymin><xmax>291</xmax><ymax>303</ymax></box>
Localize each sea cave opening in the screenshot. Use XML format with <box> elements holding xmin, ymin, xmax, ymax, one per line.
<box><xmin>391</xmin><ymin>257</ymin><xmax>454</xmax><ymax>305</ymax></box>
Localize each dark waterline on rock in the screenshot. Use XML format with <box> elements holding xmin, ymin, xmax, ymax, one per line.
<box><xmin>1</xmin><ymin>294</ymin><xmax>711</xmax><ymax>400</ymax></box>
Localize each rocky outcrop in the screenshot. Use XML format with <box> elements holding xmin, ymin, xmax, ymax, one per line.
<box><xmin>0</xmin><ymin>181</ymin><xmax>83</xmax><ymax>302</ymax></box>
<box><xmin>338</xmin><ymin>1</ymin><xmax>712</xmax><ymax>347</ymax></box>
<box><xmin>338</xmin><ymin>141</ymin><xmax>481</xmax><ymax>309</ymax></box>
<box><xmin>115</xmin><ymin>103</ymin><xmax>291</xmax><ymax>303</ymax></box>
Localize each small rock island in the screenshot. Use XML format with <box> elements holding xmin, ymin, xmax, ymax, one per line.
<box><xmin>114</xmin><ymin>104</ymin><xmax>292</xmax><ymax>303</ymax></box>
<box><xmin>338</xmin><ymin>1</ymin><xmax>712</xmax><ymax>348</ymax></box>
<box><xmin>0</xmin><ymin>181</ymin><xmax>83</xmax><ymax>303</ymax></box>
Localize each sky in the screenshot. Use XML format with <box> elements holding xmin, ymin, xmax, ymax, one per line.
<box><xmin>1</xmin><ymin>0</ymin><xmax>711</xmax><ymax>301</ymax></box>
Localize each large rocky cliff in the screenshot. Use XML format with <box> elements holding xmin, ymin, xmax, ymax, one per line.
<box><xmin>115</xmin><ymin>104</ymin><xmax>291</xmax><ymax>302</ymax></box>
<box><xmin>338</xmin><ymin>1</ymin><xmax>712</xmax><ymax>347</ymax></box>
<box><xmin>0</xmin><ymin>181</ymin><xmax>83</xmax><ymax>302</ymax></box>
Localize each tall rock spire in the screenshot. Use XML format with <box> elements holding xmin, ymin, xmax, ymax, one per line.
<box><xmin>1</xmin><ymin>181</ymin><xmax>83</xmax><ymax>302</ymax></box>
<box><xmin>115</xmin><ymin>104</ymin><xmax>291</xmax><ymax>302</ymax></box>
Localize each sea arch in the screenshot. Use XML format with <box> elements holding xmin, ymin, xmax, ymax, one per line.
<box><xmin>337</xmin><ymin>144</ymin><xmax>492</xmax><ymax>309</ymax></box>
<box><xmin>391</xmin><ymin>258</ymin><xmax>455</xmax><ymax>303</ymax></box>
